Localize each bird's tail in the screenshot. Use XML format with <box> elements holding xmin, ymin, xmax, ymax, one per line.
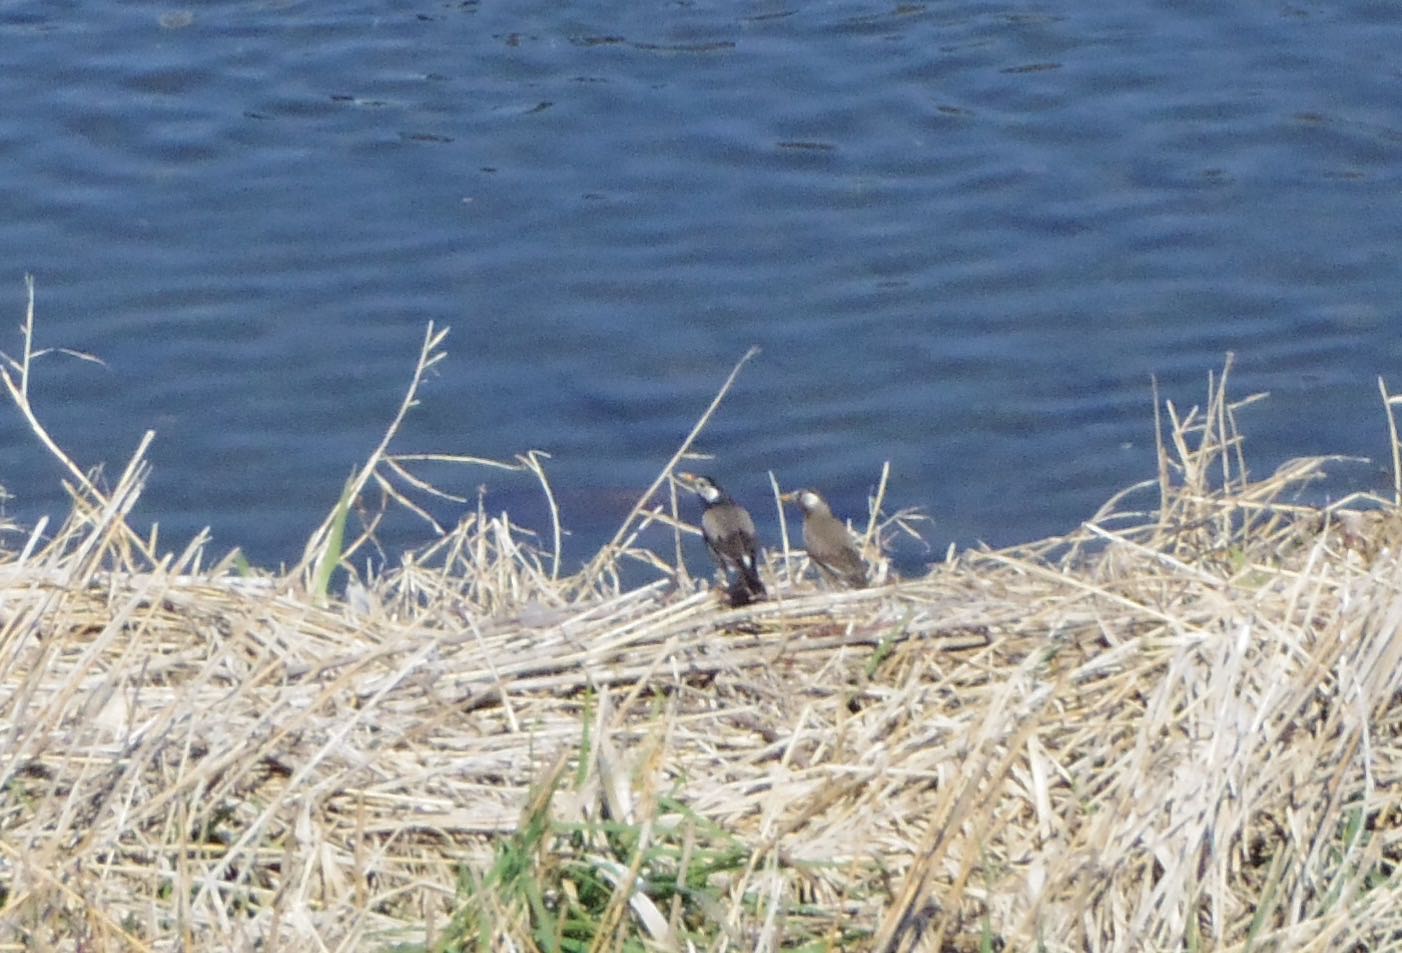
<box><xmin>738</xmin><ymin>557</ymin><xmax>766</xmax><ymax>601</ymax></box>
<box><xmin>726</xmin><ymin>570</ymin><xmax>765</xmax><ymax>607</ymax></box>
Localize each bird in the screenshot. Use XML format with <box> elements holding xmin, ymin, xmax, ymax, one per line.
<box><xmin>781</xmin><ymin>488</ymin><xmax>869</xmax><ymax>589</ymax></box>
<box><xmin>674</xmin><ymin>472</ymin><xmax>766</xmax><ymax>604</ymax></box>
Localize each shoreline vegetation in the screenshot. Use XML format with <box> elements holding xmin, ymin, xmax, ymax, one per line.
<box><xmin>4</xmin><ymin>288</ymin><xmax>1402</xmax><ymax>951</ymax></box>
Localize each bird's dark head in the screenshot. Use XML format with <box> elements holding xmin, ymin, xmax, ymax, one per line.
<box><xmin>782</xmin><ymin>488</ymin><xmax>831</xmax><ymax>517</ymax></box>
<box><xmin>675</xmin><ymin>471</ymin><xmax>725</xmax><ymax>504</ymax></box>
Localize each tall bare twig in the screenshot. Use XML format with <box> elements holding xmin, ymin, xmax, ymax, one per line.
<box><xmin>573</xmin><ymin>346</ymin><xmax>760</xmax><ymax>594</ymax></box>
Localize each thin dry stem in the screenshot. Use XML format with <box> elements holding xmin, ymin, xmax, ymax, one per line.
<box><xmin>574</xmin><ymin>346</ymin><xmax>760</xmax><ymax>593</ymax></box>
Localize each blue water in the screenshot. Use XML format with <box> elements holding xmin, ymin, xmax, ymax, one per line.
<box><xmin>1</xmin><ymin>1</ymin><xmax>1400</xmax><ymax>573</ymax></box>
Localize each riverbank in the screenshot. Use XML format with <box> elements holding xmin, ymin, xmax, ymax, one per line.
<box><xmin>2</xmin><ymin>325</ymin><xmax>1401</xmax><ymax>950</ymax></box>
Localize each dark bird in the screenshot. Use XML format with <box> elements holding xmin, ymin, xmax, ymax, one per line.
<box><xmin>781</xmin><ymin>488</ymin><xmax>869</xmax><ymax>589</ymax></box>
<box><xmin>675</xmin><ymin>472</ymin><xmax>766</xmax><ymax>604</ymax></box>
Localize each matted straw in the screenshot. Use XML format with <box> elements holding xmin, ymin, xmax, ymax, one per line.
<box><xmin>2</xmin><ymin>296</ymin><xmax>1402</xmax><ymax>951</ymax></box>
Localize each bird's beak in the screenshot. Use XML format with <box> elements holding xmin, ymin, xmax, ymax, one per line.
<box><xmin>673</xmin><ymin>471</ymin><xmax>698</xmax><ymax>486</ymax></box>
<box><xmin>778</xmin><ymin>490</ymin><xmax>798</xmax><ymax>503</ymax></box>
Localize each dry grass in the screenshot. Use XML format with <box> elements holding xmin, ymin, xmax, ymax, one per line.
<box><xmin>3</xmin><ymin>288</ymin><xmax>1402</xmax><ymax>952</ymax></box>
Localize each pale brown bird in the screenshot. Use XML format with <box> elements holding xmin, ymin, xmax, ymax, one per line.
<box><xmin>675</xmin><ymin>472</ymin><xmax>766</xmax><ymax>604</ymax></box>
<box><xmin>781</xmin><ymin>488</ymin><xmax>869</xmax><ymax>589</ymax></box>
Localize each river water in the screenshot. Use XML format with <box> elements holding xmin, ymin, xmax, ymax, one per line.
<box><xmin>2</xmin><ymin>0</ymin><xmax>1400</xmax><ymax>574</ymax></box>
